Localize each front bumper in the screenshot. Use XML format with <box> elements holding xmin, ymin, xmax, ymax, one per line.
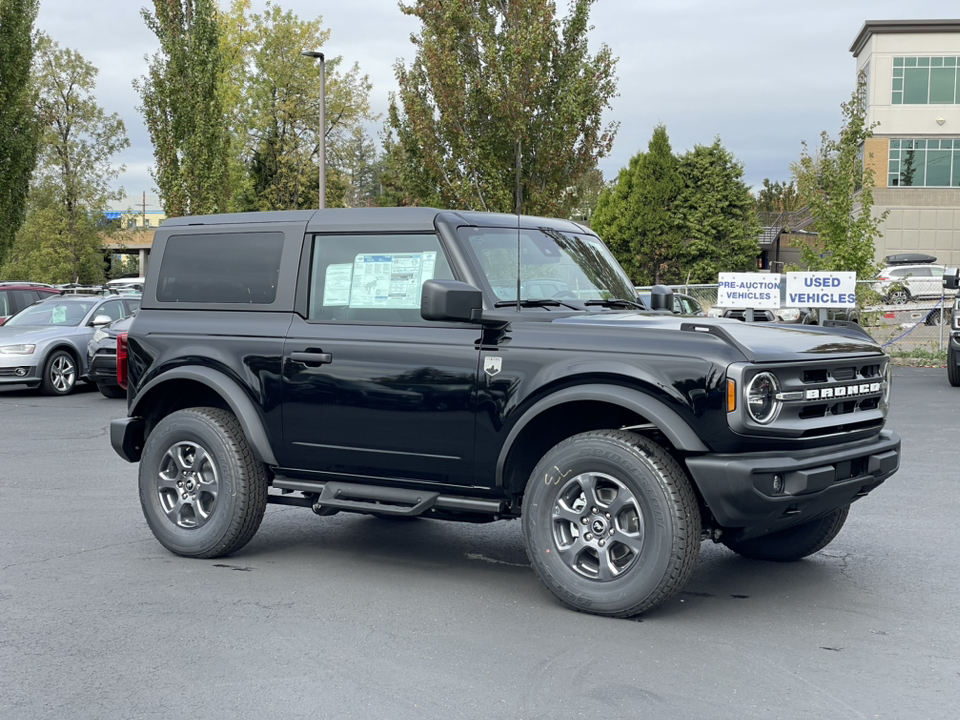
<box><xmin>686</xmin><ymin>430</ymin><xmax>901</xmax><ymax>541</ymax></box>
<box><xmin>0</xmin><ymin>357</ymin><xmax>41</xmax><ymax>386</ymax></box>
<box><xmin>88</xmin><ymin>352</ymin><xmax>117</xmax><ymax>385</ymax></box>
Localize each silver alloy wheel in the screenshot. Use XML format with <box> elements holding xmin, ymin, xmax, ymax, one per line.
<box><xmin>156</xmin><ymin>441</ymin><xmax>220</xmax><ymax>528</ymax></box>
<box><xmin>50</xmin><ymin>354</ymin><xmax>76</xmax><ymax>392</ymax></box>
<box><xmin>551</xmin><ymin>471</ymin><xmax>645</xmax><ymax>581</ymax></box>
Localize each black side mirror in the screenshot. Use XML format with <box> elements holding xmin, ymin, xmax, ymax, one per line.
<box><xmin>421</xmin><ymin>279</ymin><xmax>483</xmax><ymax>323</ymax></box>
<box><xmin>943</xmin><ymin>268</ymin><xmax>959</xmax><ymax>290</ymax></box>
<box><xmin>649</xmin><ymin>284</ymin><xmax>674</xmax><ymax>312</ymax></box>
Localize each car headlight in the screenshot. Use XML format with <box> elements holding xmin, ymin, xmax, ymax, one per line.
<box><xmin>92</xmin><ymin>328</ymin><xmax>108</xmax><ymax>343</ymax></box>
<box><xmin>746</xmin><ymin>372</ymin><xmax>781</xmax><ymax>424</ymax></box>
<box><xmin>0</xmin><ymin>344</ymin><xmax>36</xmax><ymax>355</ymax></box>
<box><xmin>777</xmin><ymin>308</ymin><xmax>800</xmax><ymax>322</ymax></box>
<box><xmin>707</xmin><ymin>307</ymin><xmax>723</xmax><ymax>318</ymax></box>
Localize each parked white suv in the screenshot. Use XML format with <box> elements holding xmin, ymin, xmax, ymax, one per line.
<box><xmin>873</xmin><ymin>255</ymin><xmax>946</xmax><ymax>304</ymax></box>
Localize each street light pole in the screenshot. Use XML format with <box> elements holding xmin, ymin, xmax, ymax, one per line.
<box><xmin>301</xmin><ymin>50</ymin><xmax>325</xmax><ymax>209</ymax></box>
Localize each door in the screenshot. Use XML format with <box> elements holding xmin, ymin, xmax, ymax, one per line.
<box><xmin>280</xmin><ymin>232</ymin><xmax>481</xmax><ymax>488</ymax></box>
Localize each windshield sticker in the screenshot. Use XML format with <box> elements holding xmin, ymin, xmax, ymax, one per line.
<box><xmin>349</xmin><ymin>252</ymin><xmax>437</xmax><ymax>308</ymax></box>
<box><xmin>51</xmin><ymin>306</ymin><xmax>67</xmax><ymax>324</ymax></box>
<box><xmin>322</xmin><ymin>263</ymin><xmax>354</xmax><ymax>306</ymax></box>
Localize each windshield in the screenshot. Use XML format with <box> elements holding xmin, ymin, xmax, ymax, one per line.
<box><xmin>5</xmin><ymin>300</ymin><xmax>96</xmax><ymax>327</ymax></box>
<box><xmin>459</xmin><ymin>227</ymin><xmax>637</xmax><ymax>304</ymax></box>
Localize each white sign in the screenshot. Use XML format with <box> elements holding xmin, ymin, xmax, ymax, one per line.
<box><xmin>785</xmin><ymin>272</ymin><xmax>857</xmax><ymax>308</ymax></box>
<box><xmin>717</xmin><ymin>273</ymin><xmax>781</xmax><ymax>309</ymax></box>
<box><xmin>349</xmin><ymin>252</ymin><xmax>437</xmax><ymax>309</ymax></box>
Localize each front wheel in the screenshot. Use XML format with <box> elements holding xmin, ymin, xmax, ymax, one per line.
<box><xmin>39</xmin><ymin>349</ymin><xmax>77</xmax><ymax>396</ymax></box>
<box><xmin>949</xmin><ymin>344</ymin><xmax>960</xmax><ymax>387</ymax></box>
<box><xmin>721</xmin><ymin>506</ymin><xmax>849</xmax><ymax>561</ymax></box>
<box><xmin>138</xmin><ymin>407</ymin><xmax>268</xmax><ymax>558</ymax></box>
<box><xmin>522</xmin><ymin>430</ymin><xmax>701</xmax><ymax>617</ymax></box>
<box><xmin>97</xmin><ymin>382</ymin><xmax>126</xmax><ymax>398</ymax></box>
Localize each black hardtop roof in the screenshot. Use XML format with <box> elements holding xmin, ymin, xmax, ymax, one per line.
<box><xmin>159</xmin><ymin>207</ymin><xmax>591</xmax><ymax>235</ymax></box>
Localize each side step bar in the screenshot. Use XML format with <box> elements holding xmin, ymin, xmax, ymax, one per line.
<box><xmin>270</xmin><ymin>478</ymin><xmax>504</xmax><ymax>517</ymax></box>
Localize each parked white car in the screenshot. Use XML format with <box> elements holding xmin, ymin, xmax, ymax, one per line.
<box><xmin>873</xmin><ymin>263</ymin><xmax>946</xmax><ymax>304</ymax></box>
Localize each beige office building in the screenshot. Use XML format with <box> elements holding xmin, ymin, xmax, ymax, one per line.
<box><xmin>851</xmin><ymin>19</ymin><xmax>960</xmax><ymax>266</ymax></box>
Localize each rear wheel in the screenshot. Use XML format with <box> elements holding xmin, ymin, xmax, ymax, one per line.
<box><xmin>138</xmin><ymin>407</ymin><xmax>268</xmax><ymax>558</ymax></box>
<box><xmin>721</xmin><ymin>507</ymin><xmax>849</xmax><ymax>561</ymax></box>
<box><xmin>39</xmin><ymin>349</ymin><xmax>77</xmax><ymax>396</ymax></box>
<box><xmin>97</xmin><ymin>382</ymin><xmax>126</xmax><ymax>398</ymax></box>
<box><xmin>948</xmin><ymin>344</ymin><xmax>960</xmax><ymax>387</ymax></box>
<box><xmin>886</xmin><ymin>287</ymin><xmax>910</xmax><ymax>305</ymax></box>
<box><xmin>522</xmin><ymin>430</ymin><xmax>701</xmax><ymax>617</ymax></box>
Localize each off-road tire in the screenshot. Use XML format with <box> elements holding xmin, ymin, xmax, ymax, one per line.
<box><xmin>39</xmin><ymin>349</ymin><xmax>77</xmax><ymax>396</ymax></box>
<box><xmin>949</xmin><ymin>344</ymin><xmax>960</xmax><ymax>387</ymax></box>
<box><xmin>722</xmin><ymin>506</ymin><xmax>849</xmax><ymax>562</ymax></box>
<box><xmin>138</xmin><ymin>407</ymin><xmax>268</xmax><ymax>558</ymax></box>
<box><xmin>97</xmin><ymin>382</ymin><xmax>126</xmax><ymax>398</ymax></box>
<box><xmin>522</xmin><ymin>430</ymin><xmax>701</xmax><ymax>618</ymax></box>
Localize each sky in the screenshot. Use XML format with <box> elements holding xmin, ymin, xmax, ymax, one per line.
<box><xmin>33</xmin><ymin>0</ymin><xmax>957</xmax><ymax>212</ymax></box>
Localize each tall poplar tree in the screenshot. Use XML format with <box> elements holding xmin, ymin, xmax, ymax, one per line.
<box><xmin>676</xmin><ymin>139</ymin><xmax>760</xmax><ymax>283</ymax></box>
<box><xmin>387</xmin><ymin>0</ymin><xmax>618</xmax><ymax>216</ymax></box>
<box><xmin>135</xmin><ymin>0</ymin><xmax>230</xmax><ymax>217</ymax></box>
<box><xmin>791</xmin><ymin>86</ymin><xmax>886</xmax><ymax>278</ymax></box>
<box><xmin>0</xmin><ymin>0</ymin><xmax>40</xmax><ymax>269</ymax></box>
<box><xmin>592</xmin><ymin>125</ymin><xmax>684</xmax><ymax>285</ymax></box>
<box><xmin>1</xmin><ymin>36</ymin><xmax>129</xmax><ymax>283</ymax></box>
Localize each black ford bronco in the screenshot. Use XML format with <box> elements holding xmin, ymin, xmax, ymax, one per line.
<box><xmin>110</xmin><ymin>208</ymin><xmax>901</xmax><ymax>617</ymax></box>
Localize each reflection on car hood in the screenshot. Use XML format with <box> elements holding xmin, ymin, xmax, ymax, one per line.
<box><xmin>0</xmin><ymin>325</ymin><xmax>86</xmax><ymax>343</ymax></box>
<box><xmin>551</xmin><ymin>312</ymin><xmax>881</xmax><ymax>363</ymax></box>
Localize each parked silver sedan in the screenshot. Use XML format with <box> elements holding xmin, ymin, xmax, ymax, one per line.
<box><xmin>0</xmin><ymin>294</ymin><xmax>140</xmax><ymax>395</ymax></box>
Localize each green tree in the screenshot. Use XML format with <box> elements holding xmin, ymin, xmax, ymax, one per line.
<box><xmin>135</xmin><ymin>0</ymin><xmax>230</xmax><ymax>217</ymax></box>
<box><xmin>591</xmin><ymin>125</ymin><xmax>684</xmax><ymax>285</ymax></box>
<box><xmin>791</xmin><ymin>86</ymin><xmax>886</xmax><ymax>278</ymax></box>
<box><xmin>1</xmin><ymin>36</ymin><xmax>129</xmax><ymax>283</ymax></box>
<box><xmin>387</xmin><ymin>0</ymin><xmax>618</xmax><ymax>216</ymax></box>
<box><xmin>675</xmin><ymin>138</ymin><xmax>760</xmax><ymax>283</ymax></box>
<box><xmin>754</xmin><ymin>178</ymin><xmax>802</xmax><ymax>213</ymax></box>
<box><xmin>221</xmin><ymin>0</ymin><xmax>375</xmax><ymax>210</ymax></box>
<box><xmin>0</xmin><ymin>0</ymin><xmax>41</xmax><ymax>270</ymax></box>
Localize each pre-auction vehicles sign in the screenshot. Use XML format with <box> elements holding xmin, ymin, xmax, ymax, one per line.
<box><xmin>717</xmin><ymin>273</ymin><xmax>781</xmax><ymax>309</ymax></box>
<box><xmin>785</xmin><ymin>272</ymin><xmax>856</xmax><ymax>308</ymax></box>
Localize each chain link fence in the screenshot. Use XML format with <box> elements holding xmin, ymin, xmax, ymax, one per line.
<box><xmin>656</xmin><ymin>281</ymin><xmax>954</xmax><ymax>357</ymax></box>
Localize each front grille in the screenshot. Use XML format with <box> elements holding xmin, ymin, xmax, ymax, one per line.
<box><xmin>730</xmin><ymin>357</ymin><xmax>888</xmax><ymax>438</ymax></box>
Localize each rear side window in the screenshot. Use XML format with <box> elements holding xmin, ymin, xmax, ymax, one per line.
<box><xmin>157</xmin><ymin>232</ymin><xmax>284</xmax><ymax>304</ymax></box>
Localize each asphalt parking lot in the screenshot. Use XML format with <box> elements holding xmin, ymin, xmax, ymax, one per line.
<box><xmin>1</xmin><ymin>368</ymin><xmax>958</xmax><ymax>720</ymax></box>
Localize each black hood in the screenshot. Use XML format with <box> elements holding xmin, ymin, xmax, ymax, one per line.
<box><xmin>550</xmin><ymin>312</ymin><xmax>882</xmax><ymax>364</ymax></box>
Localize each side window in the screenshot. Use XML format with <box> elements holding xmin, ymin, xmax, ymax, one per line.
<box><xmin>96</xmin><ymin>300</ymin><xmax>126</xmax><ymax>322</ymax></box>
<box><xmin>0</xmin><ymin>291</ymin><xmax>9</xmax><ymax>316</ymax></box>
<box><xmin>157</xmin><ymin>232</ymin><xmax>284</xmax><ymax>304</ymax></box>
<box><xmin>12</xmin><ymin>290</ymin><xmax>38</xmax><ymax>313</ymax></box>
<box><xmin>308</xmin><ymin>234</ymin><xmax>455</xmax><ymax>324</ymax></box>
<box><xmin>124</xmin><ymin>298</ymin><xmax>141</xmax><ymax>315</ymax></box>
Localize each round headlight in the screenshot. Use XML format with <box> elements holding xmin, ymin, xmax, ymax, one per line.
<box><xmin>746</xmin><ymin>372</ymin><xmax>781</xmax><ymax>424</ymax></box>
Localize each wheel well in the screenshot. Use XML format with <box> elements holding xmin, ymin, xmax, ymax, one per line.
<box><xmin>138</xmin><ymin>379</ymin><xmax>231</xmax><ymax>438</ymax></box>
<box><xmin>501</xmin><ymin>400</ymin><xmax>678</xmax><ymax>499</ymax></box>
<box><xmin>47</xmin><ymin>344</ymin><xmax>80</xmax><ymax>367</ymax></box>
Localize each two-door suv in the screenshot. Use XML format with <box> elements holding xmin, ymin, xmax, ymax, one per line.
<box><xmin>111</xmin><ymin>208</ymin><xmax>901</xmax><ymax>617</ymax></box>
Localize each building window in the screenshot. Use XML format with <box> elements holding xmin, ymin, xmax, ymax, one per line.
<box><xmin>888</xmin><ymin>138</ymin><xmax>960</xmax><ymax>187</ymax></box>
<box><xmin>892</xmin><ymin>57</ymin><xmax>960</xmax><ymax>105</ymax></box>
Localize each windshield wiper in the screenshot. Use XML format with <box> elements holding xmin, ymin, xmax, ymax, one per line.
<box><xmin>584</xmin><ymin>298</ymin><xmax>645</xmax><ymax>309</ymax></box>
<box><xmin>493</xmin><ymin>299</ymin><xmax>582</xmax><ymax>310</ymax></box>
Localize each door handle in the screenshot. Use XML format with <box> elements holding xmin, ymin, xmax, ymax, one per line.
<box><xmin>290</xmin><ymin>351</ymin><xmax>333</xmax><ymax>366</ymax></box>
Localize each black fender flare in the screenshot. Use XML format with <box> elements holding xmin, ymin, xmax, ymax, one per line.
<box><xmin>495</xmin><ymin>383</ymin><xmax>708</xmax><ymax>485</ymax></box>
<box><xmin>131</xmin><ymin>366</ymin><xmax>278</xmax><ymax>466</ymax></box>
